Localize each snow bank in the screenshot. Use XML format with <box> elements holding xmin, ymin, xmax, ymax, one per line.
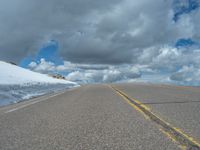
<box><xmin>0</xmin><ymin>61</ymin><xmax>79</xmax><ymax>106</ymax></box>
<box><xmin>0</xmin><ymin>61</ymin><xmax>77</xmax><ymax>85</ymax></box>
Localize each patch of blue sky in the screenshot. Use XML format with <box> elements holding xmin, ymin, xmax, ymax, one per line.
<box><xmin>175</xmin><ymin>38</ymin><xmax>199</xmax><ymax>48</ymax></box>
<box><xmin>20</xmin><ymin>56</ymin><xmax>34</xmax><ymax>68</ymax></box>
<box><xmin>20</xmin><ymin>40</ymin><xmax>64</xmax><ymax>68</ymax></box>
<box><xmin>173</xmin><ymin>0</ymin><xmax>199</xmax><ymax>21</ymax></box>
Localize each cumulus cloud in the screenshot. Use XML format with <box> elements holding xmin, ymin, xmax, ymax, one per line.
<box><xmin>29</xmin><ymin>58</ymin><xmax>141</xmax><ymax>83</ymax></box>
<box><xmin>170</xmin><ymin>65</ymin><xmax>200</xmax><ymax>85</ymax></box>
<box><xmin>66</xmin><ymin>66</ymin><xmax>141</xmax><ymax>83</ymax></box>
<box><xmin>29</xmin><ymin>59</ymin><xmax>57</xmax><ymax>73</ymax></box>
<box><xmin>28</xmin><ymin>43</ymin><xmax>200</xmax><ymax>85</ymax></box>
<box><xmin>138</xmin><ymin>45</ymin><xmax>200</xmax><ymax>85</ymax></box>
<box><xmin>29</xmin><ymin>58</ymin><xmax>72</xmax><ymax>73</ymax></box>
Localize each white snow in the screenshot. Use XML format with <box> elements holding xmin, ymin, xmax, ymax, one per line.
<box><xmin>0</xmin><ymin>61</ymin><xmax>77</xmax><ymax>85</ymax></box>
<box><xmin>0</xmin><ymin>61</ymin><xmax>79</xmax><ymax>106</ymax></box>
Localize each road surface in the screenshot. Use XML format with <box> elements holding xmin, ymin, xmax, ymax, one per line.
<box><xmin>0</xmin><ymin>84</ymin><xmax>200</xmax><ymax>150</ymax></box>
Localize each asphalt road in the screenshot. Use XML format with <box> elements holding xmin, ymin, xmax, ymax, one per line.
<box><xmin>0</xmin><ymin>84</ymin><xmax>199</xmax><ymax>150</ymax></box>
<box><xmin>115</xmin><ymin>83</ymin><xmax>200</xmax><ymax>143</ymax></box>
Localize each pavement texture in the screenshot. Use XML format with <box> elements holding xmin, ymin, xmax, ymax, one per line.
<box><xmin>0</xmin><ymin>84</ymin><xmax>199</xmax><ymax>149</ymax></box>
<box><xmin>115</xmin><ymin>83</ymin><xmax>200</xmax><ymax>148</ymax></box>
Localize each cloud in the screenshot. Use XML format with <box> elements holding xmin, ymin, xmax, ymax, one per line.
<box><xmin>27</xmin><ymin>43</ymin><xmax>200</xmax><ymax>85</ymax></box>
<box><xmin>170</xmin><ymin>65</ymin><xmax>200</xmax><ymax>85</ymax></box>
<box><xmin>0</xmin><ymin>0</ymin><xmax>122</xmax><ymax>63</ymax></box>
<box><xmin>28</xmin><ymin>58</ymin><xmax>70</xmax><ymax>74</ymax></box>
<box><xmin>29</xmin><ymin>58</ymin><xmax>57</xmax><ymax>73</ymax></box>
<box><xmin>0</xmin><ymin>0</ymin><xmax>197</xmax><ymax>64</ymax></box>
<box><xmin>1</xmin><ymin>0</ymin><xmax>200</xmax><ymax>85</ymax></box>
<box><xmin>28</xmin><ymin>58</ymin><xmax>141</xmax><ymax>83</ymax></box>
<box><xmin>66</xmin><ymin>67</ymin><xmax>141</xmax><ymax>83</ymax></box>
<box><xmin>139</xmin><ymin>45</ymin><xmax>200</xmax><ymax>85</ymax></box>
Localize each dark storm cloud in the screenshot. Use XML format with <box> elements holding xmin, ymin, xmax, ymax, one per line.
<box><xmin>0</xmin><ymin>0</ymin><xmax>182</xmax><ymax>64</ymax></box>
<box><xmin>50</xmin><ymin>0</ymin><xmax>195</xmax><ymax>64</ymax></box>
<box><xmin>0</xmin><ymin>0</ymin><xmax>122</xmax><ymax>62</ymax></box>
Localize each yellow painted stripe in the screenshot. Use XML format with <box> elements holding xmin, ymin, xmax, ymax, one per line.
<box><xmin>110</xmin><ymin>85</ymin><xmax>200</xmax><ymax>149</ymax></box>
<box><xmin>115</xmin><ymin>89</ymin><xmax>150</xmax><ymax>120</ymax></box>
<box><xmin>159</xmin><ymin>128</ymin><xmax>187</xmax><ymax>150</ymax></box>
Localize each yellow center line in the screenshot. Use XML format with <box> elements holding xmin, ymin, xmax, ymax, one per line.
<box><xmin>109</xmin><ymin>85</ymin><xmax>200</xmax><ymax>150</ymax></box>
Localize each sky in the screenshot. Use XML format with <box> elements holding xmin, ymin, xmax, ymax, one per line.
<box><xmin>1</xmin><ymin>0</ymin><xmax>200</xmax><ymax>85</ymax></box>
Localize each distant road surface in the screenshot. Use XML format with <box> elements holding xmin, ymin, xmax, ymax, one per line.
<box><xmin>0</xmin><ymin>84</ymin><xmax>200</xmax><ymax>150</ymax></box>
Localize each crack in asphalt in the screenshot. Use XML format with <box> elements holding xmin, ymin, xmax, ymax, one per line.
<box><xmin>111</xmin><ymin>86</ymin><xmax>200</xmax><ymax>150</ymax></box>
